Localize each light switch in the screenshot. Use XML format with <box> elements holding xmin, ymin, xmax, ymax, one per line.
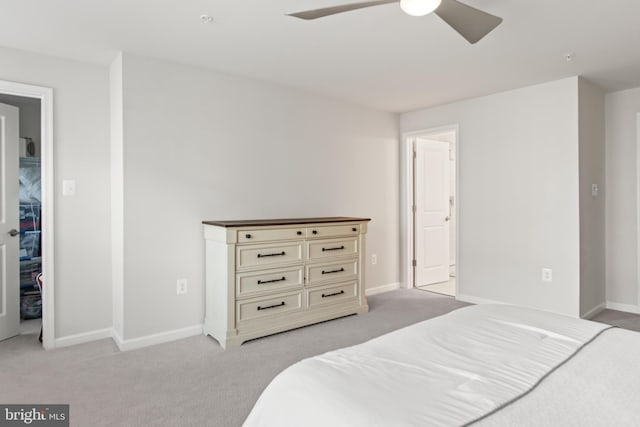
<box><xmin>62</xmin><ymin>180</ymin><xmax>76</xmax><ymax>196</ymax></box>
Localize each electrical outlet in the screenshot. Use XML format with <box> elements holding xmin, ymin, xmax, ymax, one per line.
<box><xmin>541</xmin><ymin>268</ymin><xmax>553</xmax><ymax>283</ymax></box>
<box><xmin>371</xmin><ymin>254</ymin><xmax>377</xmax><ymax>265</ymax></box>
<box><xmin>176</xmin><ymin>279</ymin><xmax>188</xmax><ymax>295</ymax></box>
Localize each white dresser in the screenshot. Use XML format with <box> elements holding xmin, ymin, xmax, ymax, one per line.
<box><xmin>202</xmin><ymin>217</ymin><xmax>370</xmax><ymax>349</ymax></box>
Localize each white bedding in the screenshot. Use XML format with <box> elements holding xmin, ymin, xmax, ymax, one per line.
<box><xmin>244</xmin><ymin>304</ymin><xmax>638</xmax><ymax>427</ymax></box>
<box><xmin>475</xmin><ymin>327</ymin><xmax>640</xmax><ymax>426</ymax></box>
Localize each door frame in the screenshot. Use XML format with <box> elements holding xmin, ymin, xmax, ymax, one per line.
<box><xmin>0</xmin><ymin>80</ymin><xmax>55</xmax><ymax>349</ymax></box>
<box><xmin>400</xmin><ymin>124</ymin><xmax>459</xmax><ymax>293</ymax></box>
<box><xmin>637</xmin><ymin>113</ymin><xmax>640</xmax><ymax>309</ymax></box>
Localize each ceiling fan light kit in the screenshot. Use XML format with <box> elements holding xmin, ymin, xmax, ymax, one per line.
<box><xmin>400</xmin><ymin>0</ymin><xmax>442</xmax><ymax>17</ymax></box>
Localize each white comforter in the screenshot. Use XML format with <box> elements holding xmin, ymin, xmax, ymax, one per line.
<box><xmin>244</xmin><ymin>304</ymin><xmax>638</xmax><ymax>427</ymax></box>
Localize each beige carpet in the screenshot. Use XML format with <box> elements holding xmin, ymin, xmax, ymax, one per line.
<box><xmin>0</xmin><ymin>289</ymin><xmax>468</xmax><ymax>427</ymax></box>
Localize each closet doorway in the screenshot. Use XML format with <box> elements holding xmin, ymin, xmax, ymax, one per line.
<box><xmin>0</xmin><ymin>81</ymin><xmax>54</xmax><ymax>349</ymax></box>
<box><xmin>403</xmin><ymin>126</ymin><xmax>458</xmax><ymax>297</ymax></box>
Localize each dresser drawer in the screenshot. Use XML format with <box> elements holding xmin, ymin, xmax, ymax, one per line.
<box><xmin>308</xmin><ymin>282</ymin><xmax>358</xmax><ymax>308</ymax></box>
<box><xmin>307</xmin><ymin>237</ymin><xmax>358</xmax><ymax>261</ymax></box>
<box><xmin>306</xmin><ymin>259</ymin><xmax>358</xmax><ymax>285</ymax></box>
<box><xmin>237</xmin><ymin>291</ymin><xmax>303</xmax><ymax>323</ymax></box>
<box><xmin>237</xmin><ymin>242</ymin><xmax>304</xmax><ymax>269</ymax></box>
<box><xmin>237</xmin><ymin>266</ymin><xmax>304</xmax><ymax>298</ymax></box>
<box><xmin>307</xmin><ymin>224</ymin><xmax>360</xmax><ymax>239</ymax></box>
<box><xmin>238</xmin><ymin>227</ymin><xmax>305</xmax><ymax>243</ymax></box>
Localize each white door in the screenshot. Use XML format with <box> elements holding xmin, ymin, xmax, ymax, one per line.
<box><xmin>0</xmin><ymin>103</ymin><xmax>20</xmax><ymax>341</ymax></box>
<box><xmin>415</xmin><ymin>138</ymin><xmax>450</xmax><ymax>286</ymax></box>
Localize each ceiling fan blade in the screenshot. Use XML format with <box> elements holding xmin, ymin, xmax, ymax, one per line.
<box><xmin>435</xmin><ymin>0</ymin><xmax>502</xmax><ymax>44</ymax></box>
<box><xmin>288</xmin><ymin>0</ymin><xmax>399</xmax><ymax>20</ymax></box>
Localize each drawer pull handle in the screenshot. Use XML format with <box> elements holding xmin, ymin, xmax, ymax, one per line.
<box><xmin>322</xmin><ymin>245</ymin><xmax>345</xmax><ymax>252</ymax></box>
<box><xmin>245</xmin><ymin>234</ymin><xmax>252</xmax><ymax>239</ymax></box>
<box><xmin>257</xmin><ymin>276</ymin><xmax>286</xmax><ymax>285</ymax></box>
<box><xmin>257</xmin><ymin>251</ymin><xmax>286</xmax><ymax>258</ymax></box>
<box><xmin>322</xmin><ymin>268</ymin><xmax>345</xmax><ymax>275</ymax></box>
<box><xmin>322</xmin><ymin>290</ymin><xmax>345</xmax><ymax>298</ymax></box>
<box><xmin>297</xmin><ymin>231</ymin><xmax>303</xmax><ymax>236</ymax></box>
<box><xmin>352</xmin><ymin>227</ymin><xmax>357</xmax><ymax>232</ymax></box>
<box><xmin>257</xmin><ymin>301</ymin><xmax>285</xmax><ymax>311</ymax></box>
<box><xmin>312</xmin><ymin>230</ymin><xmax>318</xmax><ymax>235</ymax></box>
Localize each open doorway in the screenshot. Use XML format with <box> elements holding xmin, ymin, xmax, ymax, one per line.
<box><xmin>0</xmin><ymin>80</ymin><xmax>54</xmax><ymax>349</ymax></box>
<box><xmin>402</xmin><ymin>126</ymin><xmax>458</xmax><ymax>297</ymax></box>
<box><xmin>0</xmin><ymin>94</ymin><xmax>43</xmax><ymax>345</ymax></box>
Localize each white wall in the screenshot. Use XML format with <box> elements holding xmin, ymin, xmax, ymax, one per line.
<box><xmin>117</xmin><ymin>53</ymin><xmax>399</xmax><ymax>340</ymax></box>
<box><xmin>0</xmin><ymin>46</ymin><xmax>112</xmax><ymax>337</ymax></box>
<box><xmin>578</xmin><ymin>78</ymin><xmax>606</xmax><ymax>316</ymax></box>
<box><xmin>401</xmin><ymin>77</ymin><xmax>581</xmax><ymax>317</ymax></box>
<box><xmin>606</xmin><ymin>87</ymin><xmax>640</xmax><ymax>309</ymax></box>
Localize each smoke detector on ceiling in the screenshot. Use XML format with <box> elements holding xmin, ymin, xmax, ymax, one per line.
<box><xmin>200</xmin><ymin>15</ymin><xmax>214</xmax><ymax>24</ymax></box>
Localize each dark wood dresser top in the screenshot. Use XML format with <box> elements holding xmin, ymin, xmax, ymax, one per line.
<box><xmin>202</xmin><ymin>217</ymin><xmax>371</xmax><ymax>228</ymax></box>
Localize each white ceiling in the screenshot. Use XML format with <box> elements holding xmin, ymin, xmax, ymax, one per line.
<box><xmin>1</xmin><ymin>0</ymin><xmax>639</xmax><ymax>112</ymax></box>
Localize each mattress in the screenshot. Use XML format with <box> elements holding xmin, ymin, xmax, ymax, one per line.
<box><xmin>244</xmin><ymin>304</ymin><xmax>640</xmax><ymax>426</ymax></box>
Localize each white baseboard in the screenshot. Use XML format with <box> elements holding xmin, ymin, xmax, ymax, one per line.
<box><xmin>113</xmin><ymin>324</ymin><xmax>203</xmax><ymax>352</ymax></box>
<box><xmin>366</xmin><ymin>282</ymin><xmax>400</xmax><ymax>296</ymax></box>
<box><xmin>581</xmin><ymin>303</ymin><xmax>606</xmax><ymax>319</ymax></box>
<box><xmin>55</xmin><ymin>328</ymin><xmax>113</xmax><ymax>349</ymax></box>
<box><xmin>606</xmin><ymin>301</ymin><xmax>640</xmax><ymax>314</ymax></box>
<box><xmin>456</xmin><ymin>293</ymin><xmax>506</xmax><ymax>306</ymax></box>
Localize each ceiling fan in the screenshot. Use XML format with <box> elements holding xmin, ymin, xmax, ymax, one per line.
<box><xmin>288</xmin><ymin>0</ymin><xmax>503</xmax><ymax>44</ymax></box>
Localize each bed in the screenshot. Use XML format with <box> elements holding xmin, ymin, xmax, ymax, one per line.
<box><xmin>244</xmin><ymin>304</ymin><xmax>640</xmax><ymax>426</ymax></box>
